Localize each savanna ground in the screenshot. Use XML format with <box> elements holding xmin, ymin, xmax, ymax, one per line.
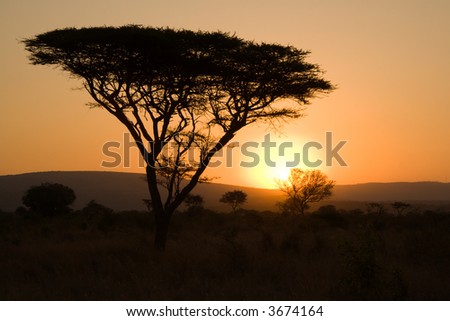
<box><xmin>1</xmin><ymin>205</ymin><xmax>449</xmax><ymax>300</ymax></box>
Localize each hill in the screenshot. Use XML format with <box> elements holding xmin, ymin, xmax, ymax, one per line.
<box><xmin>0</xmin><ymin>171</ymin><xmax>449</xmax><ymax>212</ymax></box>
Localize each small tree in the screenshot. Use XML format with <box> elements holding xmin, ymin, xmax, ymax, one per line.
<box><xmin>22</xmin><ymin>182</ymin><xmax>76</xmax><ymax>215</ymax></box>
<box><xmin>366</xmin><ymin>202</ymin><xmax>385</xmax><ymax>215</ymax></box>
<box><xmin>82</xmin><ymin>200</ymin><xmax>114</xmax><ymax>218</ymax></box>
<box><xmin>276</xmin><ymin>169</ymin><xmax>334</xmax><ymax>215</ymax></box>
<box><xmin>184</xmin><ymin>194</ymin><xmax>204</xmax><ymax>215</ymax></box>
<box><xmin>220</xmin><ymin>190</ymin><xmax>247</xmax><ymax>214</ymax></box>
<box><xmin>391</xmin><ymin>202</ymin><xmax>410</xmax><ymax>216</ymax></box>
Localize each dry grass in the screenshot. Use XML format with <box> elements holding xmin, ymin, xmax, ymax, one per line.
<box><xmin>0</xmin><ymin>207</ymin><xmax>449</xmax><ymax>300</ymax></box>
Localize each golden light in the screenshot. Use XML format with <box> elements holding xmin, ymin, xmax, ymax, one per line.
<box><xmin>238</xmin><ymin>133</ymin><xmax>309</xmax><ymax>189</ymax></box>
<box><xmin>268</xmin><ymin>166</ymin><xmax>291</xmax><ymax>182</ymax></box>
<box><xmin>246</xmin><ymin>164</ymin><xmax>293</xmax><ymax>189</ymax></box>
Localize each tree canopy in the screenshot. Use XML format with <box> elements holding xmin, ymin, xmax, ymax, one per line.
<box><xmin>24</xmin><ymin>25</ymin><xmax>334</xmax><ymax>248</ymax></box>
<box><xmin>276</xmin><ymin>169</ymin><xmax>334</xmax><ymax>215</ymax></box>
<box><xmin>22</xmin><ymin>182</ymin><xmax>76</xmax><ymax>215</ymax></box>
<box><xmin>220</xmin><ymin>190</ymin><xmax>248</xmax><ymax>213</ymax></box>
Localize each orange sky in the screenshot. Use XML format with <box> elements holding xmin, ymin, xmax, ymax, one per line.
<box><xmin>1</xmin><ymin>0</ymin><xmax>449</xmax><ymax>188</ymax></box>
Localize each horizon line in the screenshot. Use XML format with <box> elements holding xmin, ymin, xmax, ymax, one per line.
<box><xmin>1</xmin><ymin>170</ymin><xmax>449</xmax><ymax>189</ymax></box>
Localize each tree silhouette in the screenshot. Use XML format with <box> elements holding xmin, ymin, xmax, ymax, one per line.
<box><xmin>366</xmin><ymin>202</ymin><xmax>385</xmax><ymax>215</ymax></box>
<box><xmin>22</xmin><ymin>182</ymin><xmax>76</xmax><ymax>215</ymax></box>
<box><xmin>184</xmin><ymin>194</ymin><xmax>204</xmax><ymax>216</ymax></box>
<box><xmin>82</xmin><ymin>200</ymin><xmax>114</xmax><ymax>218</ymax></box>
<box><xmin>391</xmin><ymin>202</ymin><xmax>410</xmax><ymax>216</ymax></box>
<box><xmin>24</xmin><ymin>26</ymin><xmax>333</xmax><ymax>249</ymax></box>
<box><xmin>220</xmin><ymin>190</ymin><xmax>248</xmax><ymax>213</ymax></box>
<box><xmin>276</xmin><ymin>169</ymin><xmax>334</xmax><ymax>215</ymax></box>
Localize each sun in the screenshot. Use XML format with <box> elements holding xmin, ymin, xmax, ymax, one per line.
<box><xmin>237</xmin><ymin>132</ymin><xmax>312</xmax><ymax>189</ymax></box>
<box><xmin>269</xmin><ymin>166</ymin><xmax>291</xmax><ymax>182</ymax></box>
<box><xmin>249</xmin><ymin>165</ymin><xmax>292</xmax><ymax>189</ymax></box>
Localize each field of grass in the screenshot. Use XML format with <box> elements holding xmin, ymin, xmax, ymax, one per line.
<box><xmin>1</xmin><ymin>206</ymin><xmax>449</xmax><ymax>300</ymax></box>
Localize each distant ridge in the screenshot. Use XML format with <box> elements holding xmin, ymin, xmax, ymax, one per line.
<box><xmin>0</xmin><ymin>171</ymin><xmax>449</xmax><ymax>212</ymax></box>
<box><xmin>332</xmin><ymin>181</ymin><xmax>450</xmax><ymax>202</ymax></box>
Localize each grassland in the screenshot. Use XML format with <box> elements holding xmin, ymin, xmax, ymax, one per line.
<box><xmin>1</xmin><ymin>206</ymin><xmax>449</xmax><ymax>300</ymax></box>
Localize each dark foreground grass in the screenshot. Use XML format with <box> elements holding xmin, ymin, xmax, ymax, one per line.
<box><xmin>1</xmin><ymin>208</ymin><xmax>449</xmax><ymax>300</ymax></box>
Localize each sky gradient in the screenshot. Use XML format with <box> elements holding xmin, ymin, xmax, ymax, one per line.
<box><xmin>1</xmin><ymin>0</ymin><xmax>449</xmax><ymax>188</ymax></box>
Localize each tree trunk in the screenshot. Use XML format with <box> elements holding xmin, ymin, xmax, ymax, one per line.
<box><xmin>145</xmin><ymin>165</ymin><xmax>172</xmax><ymax>250</ymax></box>
<box><xmin>300</xmin><ymin>203</ymin><xmax>307</xmax><ymax>216</ymax></box>
<box><xmin>154</xmin><ymin>210</ymin><xmax>171</xmax><ymax>250</ymax></box>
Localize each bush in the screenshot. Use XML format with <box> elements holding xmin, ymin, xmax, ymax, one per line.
<box><xmin>183</xmin><ymin>194</ymin><xmax>204</xmax><ymax>216</ymax></box>
<box><xmin>82</xmin><ymin>200</ymin><xmax>114</xmax><ymax>218</ymax></box>
<box><xmin>314</xmin><ymin>205</ymin><xmax>348</xmax><ymax>228</ymax></box>
<box><xmin>22</xmin><ymin>182</ymin><xmax>76</xmax><ymax>215</ymax></box>
<box><xmin>15</xmin><ymin>206</ymin><xmax>29</xmax><ymax>216</ymax></box>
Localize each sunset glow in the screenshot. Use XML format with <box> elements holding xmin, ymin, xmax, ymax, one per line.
<box><xmin>1</xmin><ymin>2</ymin><xmax>450</xmax><ymax>304</ymax></box>
<box><xmin>1</xmin><ymin>1</ymin><xmax>449</xmax><ymax>187</ymax></box>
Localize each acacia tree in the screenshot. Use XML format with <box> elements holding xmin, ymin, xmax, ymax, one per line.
<box><xmin>366</xmin><ymin>202</ymin><xmax>385</xmax><ymax>215</ymax></box>
<box><xmin>23</xmin><ymin>182</ymin><xmax>76</xmax><ymax>215</ymax></box>
<box><xmin>391</xmin><ymin>202</ymin><xmax>410</xmax><ymax>216</ymax></box>
<box><xmin>220</xmin><ymin>190</ymin><xmax>248</xmax><ymax>214</ymax></box>
<box><xmin>276</xmin><ymin>169</ymin><xmax>335</xmax><ymax>215</ymax></box>
<box><xmin>184</xmin><ymin>194</ymin><xmax>204</xmax><ymax>215</ymax></box>
<box><xmin>24</xmin><ymin>26</ymin><xmax>333</xmax><ymax>249</ymax></box>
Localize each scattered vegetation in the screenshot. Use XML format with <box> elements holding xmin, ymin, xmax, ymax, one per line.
<box><xmin>220</xmin><ymin>190</ymin><xmax>248</xmax><ymax>214</ymax></box>
<box><xmin>1</xmin><ymin>204</ymin><xmax>449</xmax><ymax>300</ymax></box>
<box><xmin>366</xmin><ymin>202</ymin><xmax>385</xmax><ymax>215</ymax></box>
<box><xmin>391</xmin><ymin>202</ymin><xmax>411</xmax><ymax>216</ymax></box>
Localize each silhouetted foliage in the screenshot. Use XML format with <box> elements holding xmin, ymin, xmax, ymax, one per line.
<box><xmin>1</xmin><ymin>207</ymin><xmax>449</xmax><ymax>299</ymax></box>
<box><xmin>22</xmin><ymin>182</ymin><xmax>76</xmax><ymax>215</ymax></box>
<box><xmin>276</xmin><ymin>169</ymin><xmax>334</xmax><ymax>215</ymax></box>
<box><xmin>391</xmin><ymin>201</ymin><xmax>410</xmax><ymax>216</ymax></box>
<box><xmin>220</xmin><ymin>190</ymin><xmax>248</xmax><ymax>214</ymax></box>
<box><xmin>183</xmin><ymin>194</ymin><xmax>204</xmax><ymax>216</ymax></box>
<box><xmin>184</xmin><ymin>194</ymin><xmax>204</xmax><ymax>207</ymax></box>
<box><xmin>82</xmin><ymin>200</ymin><xmax>114</xmax><ymax>218</ymax></box>
<box><xmin>276</xmin><ymin>198</ymin><xmax>298</xmax><ymax>215</ymax></box>
<box><xmin>14</xmin><ymin>206</ymin><xmax>28</xmax><ymax>216</ymax></box>
<box><xmin>316</xmin><ymin>204</ymin><xmax>339</xmax><ymax>215</ymax></box>
<box><xmin>314</xmin><ymin>205</ymin><xmax>348</xmax><ymax>228</ymax></box>
<box><xmin>366</xmin><ymin>202</ymin><xmax>385</xmax><ymax>215</ymax></box>
<box><xmin>23</xmin><ymin>26</ymin><xmax>334</xmax><ymax>249</ymax></box>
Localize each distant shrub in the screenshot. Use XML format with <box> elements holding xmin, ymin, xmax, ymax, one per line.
<box><xmin>15</xmin><ymin>206</ymin><xmax>29</xmax><ymax>216</ymax></box>
<box><xmin>183</xmin><ymin>194</ymin><xmax>204</xmax><ymax>216</ymax></box>
<box><xmin>366</xmin><ymin>202</ymin><xmax>385</xmax><ymax>215</ymax></box>
<box><xmin>82</xmin><ymin>200</ymin><xmax>114</xmax><ymax>218</ymax></box>
<box><xmin>314</xmin><ymin>205</ymin><xmax>348</xmax><ymax>228</ymax></box>
<box><xmin>22</xmin><ymin>182</ymin><xmax>76</xmax><ymax>215</ymax></box>
<box><xmin>277</xmin><ymin>198</ymin><xmax>299</xmax><ymax>215</ymax></box>
<box><xmin>348</xmin><ymin>208</ymin><xmax>364</xmax><ymax>216</ymax></box>
<box><xmin>391</xmin><ymin>202</ymin><xmax>411</xmax><ymax>216</ymax></box>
